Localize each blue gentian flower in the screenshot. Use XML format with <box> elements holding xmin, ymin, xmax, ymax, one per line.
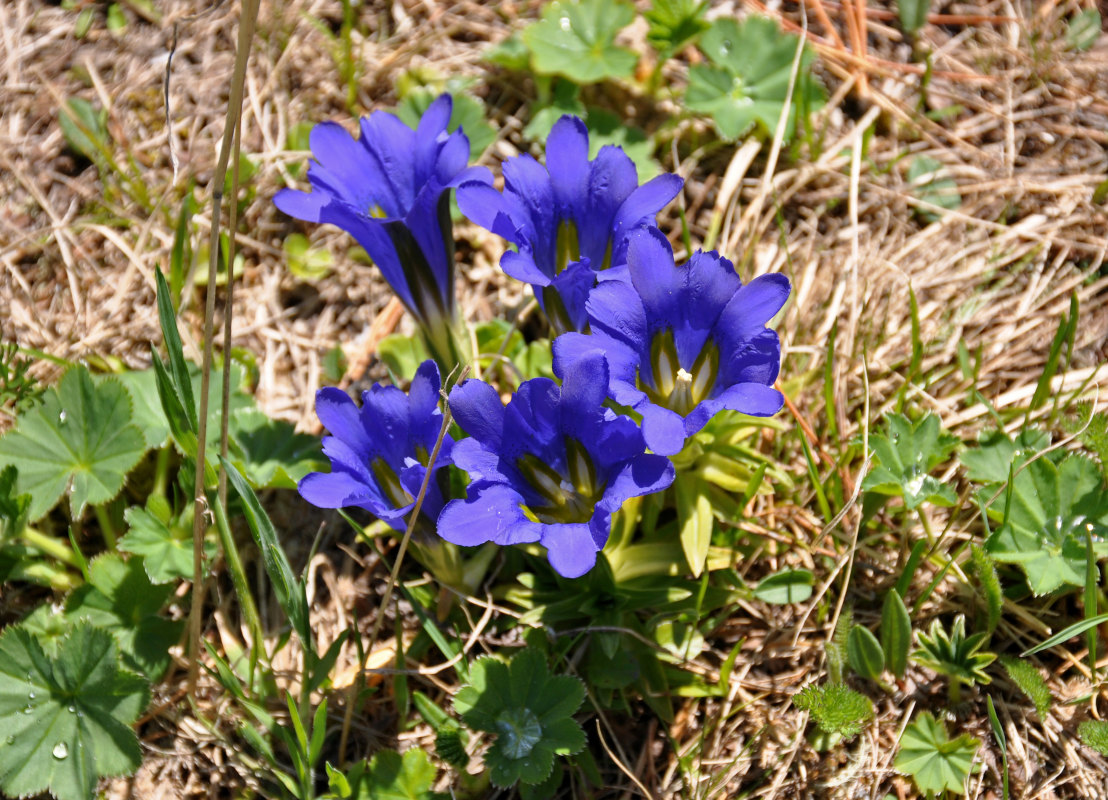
<box><xmin>456</xmin><ymin>115</ymin><xmax>683</xmax><ymax>334</ymax></box>
<box><xmin>437</xmin><ymin>352</ymin><xmax>674</xmax><ymax>578</ymax></box>
<box><xmin>553</xmin><ymin>228</ymin><xmax>788</xmax><ymax>456</ymax></box>
<box><xmin>298</xmin><ymin>360</ymin><xmax>453</xmax><ymax>531</ymax></box>
<box><xmin>275</xmin><ymin>94</ymin><xmax>491</xmax><ymax>369</ymax></box>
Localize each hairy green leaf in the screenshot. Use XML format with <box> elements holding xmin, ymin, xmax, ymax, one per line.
<box><xmin>794</xmin><ymin>683</ymin><xmax>873</xmax><ymax>738</ymax></box>
<box><xmin>847</xmin><ymin>625</ymin><xmax>885</xmax><ymax>681</ymax></box>
<box><xmin>881</xmin><ymin>589</ymin><xmax>912</xmax><ymax>679</ymax></box>
<box><xmin>999</xmin><ymin>656</ymin><xmax>1050</xmax><ymax>719</ymax></box>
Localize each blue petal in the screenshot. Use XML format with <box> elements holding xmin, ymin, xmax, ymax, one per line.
<box><xmin>586</xmin><ymin>277</ymin><xmax>648</xmax><ymax>354</ymax></box>
<box><xmin>720</xmin><ymin>330</ymin><xmax>781</xmax><ymax>387</ymax></box>
<box><xmin>359</xmin><ymin>111</ymin><xmax>417</xmax><ymax>211</ymax></box>
<box><xmin>273</xmin><ymin>186</ymin><xmax>327</xmax><ymax>224</ymax></box>
<box><xmin>448</xmin><ymin>378</ymin><xmax>506</xmax><ymax>450</ymax></box>
<box><xmin>501</xmin><ymin>378</ymin><xmax>561</xmax><ymax>463</ymax></box>
<box><xmin>557</xmin><ymin>351</ymin><xmax>608</xmax><ymax>430</ymax></box>
<box><xmin>502</xmin><ymin>154</ymin><xmax>559</xmax><ymax>275</ymax></box>
<box><xmin>314</xmin><ymin>388</ymin><xmax>371</xmax><ymax>454</ymax></box>
<box><xmin>546</xmin><ymin>116</ymin><xmax>590</xmax><ymax>214</ymax></box>
<box><xmin>683</xmin><ymin>383</ymin><xmax>785</xmax><ymax>442</ymax></box>
<box><xmin>576</xmin><ymin>145</ymin><xmax>638</xmax><ymax>264</ymax></box>
<box><xmin>597</xmin><ymin>453</ymin><xmax>675</xmax><ymax>512</ymax></box>
<box><xmin>298</xmin><ymin>470</ymin><xmax>376</xmax><ymax>511</ymax></box>
<box><xmin>437</xmin><ymin>483</ymin><xmax>540</xmax><ymax>547</ymax></box>
<box><xmin>626</xmin><ymin>228</ymin><xmax>682</xmax><ymax>331</ymax></box>
<box><xmin>414</xmin><ymin>94</ymin><xmax>453</xmax><ymax>183</ymax></box>
<box><xmin>640</xmin><ymin>403</ymin><xmax>688</xmax><ymax>456</ymax></box>
<box><xmin>672</xmin><ymin>250</ymin><xmax>742</xmax><ymax>366</ymax></box>
<box><xmin>547</xmin><ymin>259</ymin><xmax>596</xmax><ymax>331</ymax></box>
<box><xmin>552</xmin><ymin>333</ymin><xmax>603</xmax><ymax>379</ymax></box>
<box><xmin>716</xmin><ymin>273</ymin><xmax>791</xmax><ymax>341</ymax></box>
<box><xmin>500</xmin><ymin>251</ymin><xmax>552</xmax><ymax>287</ymax></box>
<box><xmin>611</xmin><ymin>173</ymin><xmax>684</xmax><ymax>260</ymax></box>
<box><xmin>457</xmin><ymin>182</ymin><xmax>523</xmax><ymax>245</ymax></box>
<box><xmin>359</xmin><ymin>384</ymin><xmax>412</xmax><ymax>468</ymax></box>
<box><xmin>449</xmin><ymin>437</ymin><xmax>507</xmax><ymax>484</ymax></box>
<box><xmin>542</xmin><ymin>521</ymin><xmax>602</xmax><ymax>578</ymax></box>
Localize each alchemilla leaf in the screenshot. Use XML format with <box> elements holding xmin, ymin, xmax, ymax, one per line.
<box><xmin>0</xmin><ymin>366</ymin><xmax>145</xmax><ymax>521</ymax></box>
<box><xmin>984</xmin><ymin>455</ymin><xmax>1108</xmax><ymax>595</ymax></box>
<box><xmin>894</xmin><ymin>712</ymin><xmax>980</xmax><ymax>796</ymax></box>
<box><xmin>0</xmin><ymin>622</ymin><xmax>149</xmax><ymax>800</ymax></box>
<box><xmin>862</xmin><ymin>413</ymin><xmax>958</xmax><ymax>509</ymax></box>
<box><xmin>522</xmin><ymin>0</ymin><xmax>638</xmax><ymax>84</ymax></box>
<box><xmin>454</xmin><ymin>648</ymin><xmax>585</xmax><ymax>787</ymax></box>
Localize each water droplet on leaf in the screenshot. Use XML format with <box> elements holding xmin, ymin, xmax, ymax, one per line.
<box><xmin>52</xmin><ymin>742</ymin><xmax>68</xmax><ymax>760</ymax></box>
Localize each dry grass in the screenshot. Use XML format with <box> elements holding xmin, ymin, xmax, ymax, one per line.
<box><xmin>2</xmin><ymin>0</ymin><xmax>1108</xmax><ymax>797</ymax></box>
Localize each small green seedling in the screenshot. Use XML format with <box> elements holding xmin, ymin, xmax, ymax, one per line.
<box><xmin>894</xmin><ymin>712</ymin><xmax>980</xmax><ymax>796</ymax></box>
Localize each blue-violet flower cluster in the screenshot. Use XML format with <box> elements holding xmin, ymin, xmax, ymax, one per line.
<box><xmin>298</xmin><ymin>360</ymin><xmax>452</xmax><ymax>532</ymax></box>
<box><xmin>554</xmin><ymin>228</ymin><xmax>788</xmax><ymax>456</ymax></box>
<box><xmin>287</xmin><ymin>100</ymin><xmax>790</xmax><ymax>579</ymax></box>
<box><xmin>457</xmin><ymin>116</ymin><xmax>682</xmax><ymax>334</ymax></box>
<box><xmin>275</xmin><ymin>94</ymin><xmax>490</xmax><ymax>368</ymax></box>
<box><xmin>437</xmin><ymin>352</ymin><xmax>674</xmax><ymax>578</ymax></box>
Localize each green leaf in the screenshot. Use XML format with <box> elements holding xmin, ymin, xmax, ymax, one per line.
<box><xmin>223</xmin><ymin>458</ymin><xmax>311</xmax><ymax>651</ymax></box>
<box><xmin>284</xmin><ymin>233</ymin><xmax>333</xmax><ymax>281</ymax></box>
<box><xmin>675</xmin><ymin>473</ymin><xmax>713</xmax><ymax>577</ymax></box>
<box><xmin>229</xmin><ymin>407</ymin><xmax>323</xmax><ymax>489</ymax></box>
<box><xmin>862</xmin><ymin>413</ymin><xmax>958</xmax><ymax>510</ymax></box>
<box><xmin>752</xmin><ymin>569</ymin><xmax>814</xmax><ymax>605</ymax></box>
<box><xmin>961</xmin><ymin>428</ymin><xmax>1050</xmax><ymax>485</ymax></box>
<box><xmin>880</xmin><ymin>590</ymin><xmax>912</xmax><ymax>679</ymax></box>
<box><xmin>1078</xmin><ymin>720</ymin><xmax>1108</xmax><ymax>755</ymax></box>
<box><xmin>914</xmin><ymin>615</ymin><xmax>996</xmax><ymax>693</ymax></box>
<box><xmin>793</xmin><ymin>683</ymin><xmax>873</xmax><ymax>739</ymax></box>
<box><xmin>999</xmin><ymin>656</ymin><xmax>1050</xmax><ymax>719</ymax></box>
<box><xmin>523</xmin><ymin>80</ymin><xmax>586</xmax><ymax>142</ymax></box>
<box><xmin>1020</xmin><ymin>612</ymin><xmax>1108</xmax><ymax>656</ymax></box>
<box><xmin>377</xmin><ymin>333</ymin><xmax>430</xmax><ymax>385</ymax></box>
<box><xmin>454</xmin><ymin>648</ymin><xmax>585</xmax><ymax>787</ymax></box>
<box><xmin>350</xmin><ymin>749</ymin><xmax>446</xmax><ymax>800</ymax></box>
<box><xmin>984</xmin><ymin>455</ymin><xmax>1108</xmax><ymax>596</ymax></box>
<box><xmin>522</xmin><ymin>0</ymin><xmax>638</xmax><ymax>84</ymax></box>
<box><xmin>1066</xmin><ymin>9</ymin><xmax>1101</xmax><ymax>52</ymax></box>
<box><xmin>847</xmin><ymin>625</ymin><xmax>885</xmax><ymax>681</ymax></box>
<box><xmin>485</xmin><ymin>33</ymin><xmax>531</xmax><ymax>71</ymax></box>
<box><xmin>58</xmin><ymin>97</ymin><xmax>110</xmax><ymax>164</ymax></box>
<box><xmin>907</xmin><ymin>156</ymin><xmax>961</xmax><ymax>221</ymax></box>
<box><xmin>897</xmin><ymin>0</ymin><xmax>931</xmax><ymax>34</ymax></box>
<box><xmin>63</xmin><ymin>554</ymin><xmax>181</xmax><ymax>680</ymax></box>
<box><xmin>0</xmin><ymin>622</ymin><xmax>148</xmax><ymax>800</ymax></box>
<box><xmin>969</xmin><ymin>544</ymin><xmax>1002</xmax><ymax>635</ymax></box>
<box><xmin>119</xmin><ymin>502</ymin><xmax>214</xmax><ymax>584</ymax></box>
<box><xmin>115</xmin><ymin>369</ymin><xmax>171</xmax><ymax>449</ymax></box>
<box><xmin>585</xmin><ymin>108</ymin><xmax>659</xmax><ymax>180</ymax></box>
<box><xmin>0</xmin><ymin>465</ymin><xmax>30</xmax><ymax>543</ymax></box>
<box><xmin>894</xmin><ymin>712</ymin><xmax>980</xmax><ymax>796</ymax></box>
<box><xmin>686</xmin><ymin>16</ymin><xmax>824</xmax><ymax>142</ymax></box>
<box><xmin>645</xmin><ymin>0</ymin><xmax>708</xmax><ymax>55</ymax></box>
<box><xmin>0</xmin><ymin>366</ymin><xmax>146</xmax><ymax>521</ymax></box>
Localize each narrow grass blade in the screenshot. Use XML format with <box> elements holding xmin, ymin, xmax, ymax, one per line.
<box><xmin>1022</xmin><ymin>614</ymin><xmax>1108</xmax><ymax>657</ymax></box>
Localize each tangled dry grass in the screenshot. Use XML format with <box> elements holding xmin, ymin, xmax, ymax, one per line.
<box><xmin>2</xmin><ymin>0</ymin><xmax>1108</xmax><ymax>797</ymax></box>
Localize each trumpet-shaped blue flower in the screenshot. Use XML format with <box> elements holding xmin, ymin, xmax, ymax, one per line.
<box><xmin>457</xmin><ymin>115</ymin><xmax>683</xmax><ymax>334</ymax></box>
<box><xmin>275</xmin><ymin>94</ymin><xmax>491</xmax><ymax>368</ymax></box>
<box><xmin>553</xmin><ymin>228</ymin><xmax>788</xmax><ymax>456</ymax></box>
<box><xmin>437</xmin><ymin>352</ymin><xmax>674</xmax><ymax>578</ymax></box>
<box><xmin>298</xmin><ymin>360</ymin><xmax>453</xmax><ymax>530</ymax></box>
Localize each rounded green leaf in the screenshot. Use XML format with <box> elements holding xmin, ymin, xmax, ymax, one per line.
<box><xmin>522</xmin><ymin>0</ymin><xmax>638</xmax><ymax>84</ymax></box>
<box><xmin>753</xmin><ymin>569</ymin><xmax>814</xmax><ymax>605</ymax></box>
<box><xmin>0</xmin><ymin>623</ymin><xmax>148</xmax><ymax>800</ymax></box>
<box><xmin>847</xmin><ymin>624</ymin><xmax>885</xmax><ymax>681</ymax></box>
<box><xmin>0</xmin><ymin>367</ymin><xmax>146</xmax><ymax>521</ymax></box>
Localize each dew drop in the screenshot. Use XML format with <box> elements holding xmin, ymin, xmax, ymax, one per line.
<box><xmin>3</xmin><ymin>737</ymin><xmax>12</xmax><ymax>746</ymax></box>
<box><xmin>559</xmin><ymin>15</ymin><xmax>570</xmax><ymax>31</ymax></box>
<box><xmin>67</xmin><ymin>705</ymin><xmax>76</xmax><ymax>714</ymax></box>
<box><xmin>721</xmin><ymin>39</ymin><xmax>732</xmax><ymax>53</ymax></box>
<box><xmin>52</xmin><ymin>742</ymin><xmax>68</xmax><ymax>760</ymax></box>
<box><xmin>27</xmin><ymin>692</ymin><xmax>34</xmax><ymax>700</ymax></box>
<box><xmin>58</xmin><ymin>410</ymin><xmax>67</xmax><ymax>424</ymax></box>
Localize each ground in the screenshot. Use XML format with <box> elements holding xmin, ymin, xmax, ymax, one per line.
<box><xmin>2</xmin><ymin>0</ymin><xmax>1108</xmax><ymax>798</ymax></box>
